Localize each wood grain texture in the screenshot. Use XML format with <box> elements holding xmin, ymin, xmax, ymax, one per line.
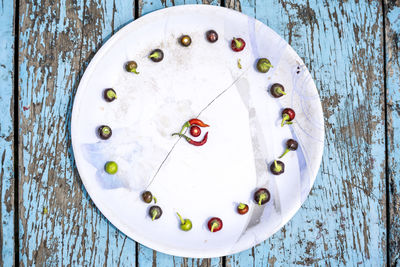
<box><xmin>386</xmin><ymin>1</ymin><xmax>400</xmax><ymax>266</ymax></box>
<box><xmin>138</xmin><ymin>247</ymin><xmax>223</xmax><ymax>267</ymax></box>
<box><xmin>226</xmin><ymin>0</ymin><xmax>387</xmax><ymax>266</ymax></box>
<box><xmin>0</xmin><ymin>0</ymin><xmax>15</xmax><ymax>266</ymax></box>
<box><xmin>18</xmin><ymin>1</ymin><xmax>136</xmax><ymax>266</ymax></box>
<box><xmin>137</xmin><ymin>1</ymin><xmax>223</xmax><ymax>266</ymax></box>
<box><xmin>139</xmin><ymin>0</ymin><xmax>219</xmax><ymax>16</ymax></box>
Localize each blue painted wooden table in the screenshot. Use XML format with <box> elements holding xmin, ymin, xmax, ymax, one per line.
<box><xmin>0</xmin><ymin>0</ymin><xmax>399</xmax><ymax>266</ymax></box>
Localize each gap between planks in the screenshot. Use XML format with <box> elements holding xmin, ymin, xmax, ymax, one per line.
<box><xmin>381</xmin><ymin>0</ymin><xmax>390</xmax><ymax>266</ymax></box>
<box><xmin>13</xmin><ymin>0</ymin><xmax>20</xmax><ymax>266</ymax></box>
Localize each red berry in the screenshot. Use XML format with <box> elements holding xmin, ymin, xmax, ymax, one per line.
<box><xmin>207</xmin><ymin>217</ymin><xmax>223</xmax><ymax>232</ymax></box>
<box><xmin>237</xmin><ymin>203</ymin><xmax>249</xmax><ymax>215</ymax></box>
<box><xmin>189</xmin><ymin>126</ymin><xmax>201</xmax><ymax>137</ymax></box>
<box><xmin>282</xmin><ymin>108</ymin><xmax>295</xmax><ymax>120</ymax></box>
<box><xmin>281</xmin><ymin>108</ymin><xmax>296</xmax><ymax>127</ymax></box>
<box><xmin>231</xmin><ymin>38</ymin><xmax>246</xmax><ymax>52</ymax></box>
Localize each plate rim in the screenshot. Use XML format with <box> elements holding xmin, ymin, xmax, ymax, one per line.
<box><xmin>71</xmin><ymin>4</ymin><xmax>325</xmax><ymax>258</ymax></box>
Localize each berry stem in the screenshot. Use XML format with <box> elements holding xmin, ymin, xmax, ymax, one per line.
<box><xmin>233</xmin><ymin>38</ymin><xmax>242</xmax><ymax>48</ymax></box>
<box><xmin>149</xmin><ymin>52</ymin><xmax>158</xmax><ymax>58</ymax></box>
<box><xmin>281</xmin><ymin>114</ymin><xmax>289</xmax><ymax>127</ymax></box>
<box><xmin>176</xmin><ymin>212</ymin><xmax>184</xmax><ymax>224</ymax></box>
<box><xmin>275</xmin><ymin>87</ymin><xmax>286</xmax><ymax>95</ymax></box>
<box><xmin>258</xmin><ymin>194</ymin><xmax>266</xmax><ymax>206</ymax></box>
<box><xmin>274</xmin><ymin>160</ymin><xmax>282</xmax><ymax>172</ymax></box>
<box><xmin>264</xmin><ymin>62</ymin><xmax>273</xmax><ymax>68</ymax></box>
<box><xmin>211</xmin><ymin>222</ymin><xmax>218</xmax><ymax>232</ymax></box>
<box><xmin>279</xmin><ymin>148</ymin><xmax>290</xmax><ymax>159</ymax></box>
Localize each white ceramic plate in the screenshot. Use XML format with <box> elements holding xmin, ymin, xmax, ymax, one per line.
<box><xmin>71</xmin><ymin>5</ymin><xmax>324</xmax><ymax>258</ymax></box>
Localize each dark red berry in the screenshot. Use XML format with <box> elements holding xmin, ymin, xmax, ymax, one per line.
<box><xmin>149</xmin><ymin>206</ymin><xmax>162</xmax><ymax>221</ymax></box>
<box><xmin>103</xmin><ymin>88</ymin><xmax>117</xmax><ymax>102</ymax></box>
<box><xmin>206</xmin><ymin>30</ymin><xmax>218</xmax><ymax>43</ymax></box>
<box><xmin>270</xmin><ymin>83</ymin><xmax>286</xmax><ymax>98</ymax></box>
<box><xmin>270</xmin><ymin>160</ymin><xmax>285</xmax><ymax>175</ymax></box>
<box><xmin>279</xmin><ymin>139</ymin><xmax>299</xmax><ymax>158</ymax></box>
<box><xmin>254</xmin><ymin>188</ymin><xmax>271</xmax><ymax>205</ymax></box>
<box><xmin>286</xmin><ymin>139</ymin><xmax>298</xmax><ymax>151</ymax></box>
<box><xmin>231</xmin><ymin>38</ymin><xmax>245</xmax><ymax>52</ymax></box>
<box><xmin>190</xmin><ymin>126</ymin><xmax>201</xmax><ymax>137</ymax></box>
<box><xmin>149</xmin><ymin>49</ymin><xmax>164</xmax><ymax>62</ymax></box>
<box><xmin>98</xmin><ymin>125</ymin><xmax>112</xmax><ymax>140</ymax></box>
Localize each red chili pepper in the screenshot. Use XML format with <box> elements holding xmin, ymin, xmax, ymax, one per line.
<box><xmin>231</xmin><ymin>37</ymin><xmax>246</xmax><ymax>52</ymax></box>
<box><xmin>172</xmin><ymin>132</ymin><xmax>208</xmax><ymax>146</ymax></box>
<box><xmin>188</xmin><ymin>118</ymin><xmax>209</xmax><ymax>128</ymax></box>
<box><xmin>179</xmin><ymin>118</ymin><xmax>209</xmax><ymax>134</ymax></box>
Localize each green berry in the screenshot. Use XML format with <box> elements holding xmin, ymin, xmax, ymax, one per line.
<box><xmin>176</xmin><ymin>212</ymin><xmax>192</xmax><ymax>231</ymax></box>
<box><xmin>256</xmin><ymin>58</ymin><xmax>273</xmax><ymax>73</ymax></box>
<box><xmin>105</xmin><ymin>161</ymin><xmax>118</xmax><ymax>174</ymax></box>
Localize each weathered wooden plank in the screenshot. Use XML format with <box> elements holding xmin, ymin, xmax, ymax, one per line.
<box><xmin>0</xmin><ymin>0</ymin><xmax>15</xmax><ymax>266</ymax></box>
<box><xmin>18</xmin><ymin>1</ymin><xmax>136</xmax><ymax>266</ymax></box>
<box><xmin>226</xmin><ymin>0</ymin><xmax>387</xmax><ymax>266</ymax></box>
<box><xmin>140</xmin><ymin>0</ymin><xmax>219</xmax><ymax>16</ymax></box>
<box><xmin>386</xmin><ymin>1</ymin><xmax>400</xmax><ymax>266</ymax></box>
<box><xmin>138</xmin><ymin>246</ymin><xmax>223</xmax><ymax>267</ymax></box>
<box><xmin>137</xmin><ymin>1</ymin><xmax>223</xmax><ymax>266</ymax></box>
